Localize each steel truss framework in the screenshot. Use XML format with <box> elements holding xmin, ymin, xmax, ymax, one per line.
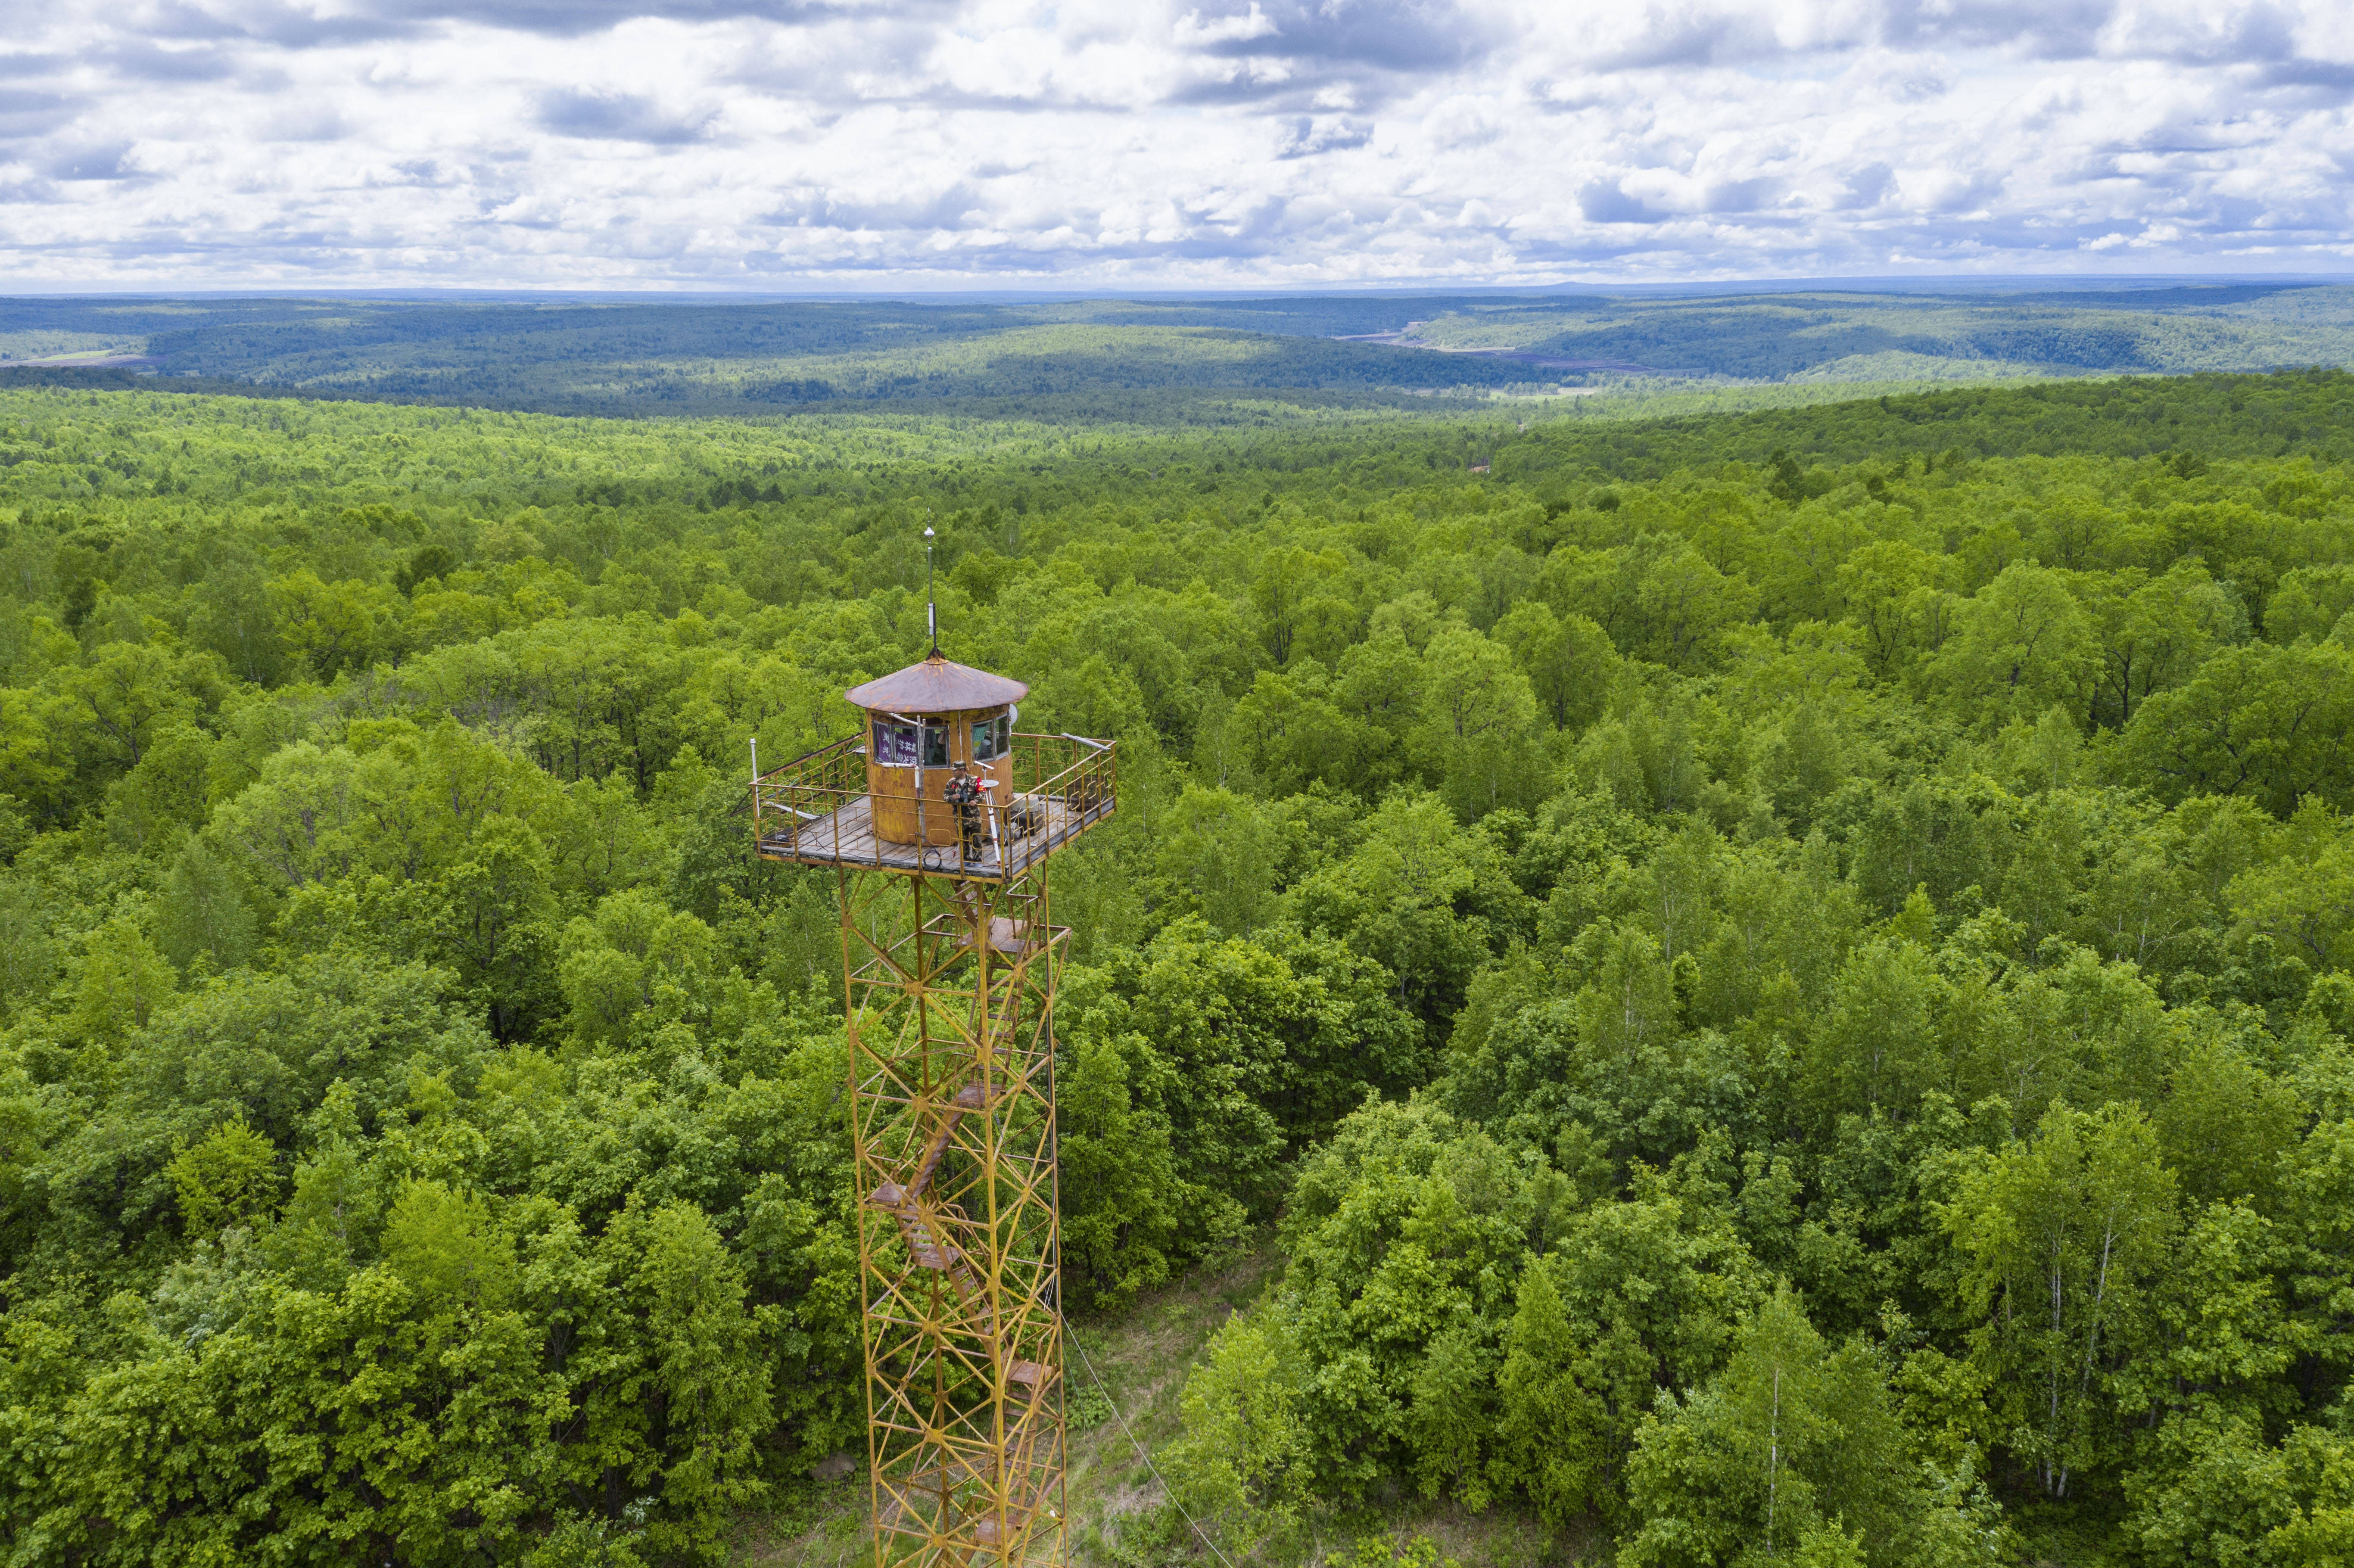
<box><xmin>840</xmin><ymin>864</ymin><xmax>1068</xmax><ymax>1568</ymax></box>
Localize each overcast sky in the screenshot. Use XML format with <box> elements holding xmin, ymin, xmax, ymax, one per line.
<box><xmin>3</xmin><ymin>0</ymin><xmax>2353</xmax><ymax>289</ymax></box>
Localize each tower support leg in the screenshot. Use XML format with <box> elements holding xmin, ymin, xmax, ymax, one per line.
<box><xmin>843</xmin><ymin>867</ymin><xmax>1067</xmax><ymax>1568</ymax></box>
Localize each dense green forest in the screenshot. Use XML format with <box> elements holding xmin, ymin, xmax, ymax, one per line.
<box><xmin>3</xmin><ymin>367</ymin><xmax>2354</xmax><ymax>1565</ymax></box>
<box><xmin>8</xmin><ymin>282</ymin><xmax>2354</xmax><ymax>420</ymax></box>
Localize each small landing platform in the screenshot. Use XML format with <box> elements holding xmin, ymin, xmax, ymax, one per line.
<box><xmin>755</xmin><ymin>791</ymin><xmax>1110</xmax><ymax>880</ymax></box>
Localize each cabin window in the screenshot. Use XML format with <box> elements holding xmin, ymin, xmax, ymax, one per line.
<box><xmin>872</xmin><ymin>720</ymin><xmax>919</xmax><ymax>766</ymax></box>
<box><xmin>972</xmin><ymin>714</ymin><xmax>1008</xmax><ymax>762</ymax></box>
<box><xmin>874</xmin><ymin>720</ymin><xmax>951</xmax><ymax>767</ymax></box>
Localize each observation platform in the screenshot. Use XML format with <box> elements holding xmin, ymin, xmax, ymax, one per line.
<box><xmin>751</xmin><ymin>728</ymin><xmax>1115</xmax><ymax>882</ymax></box>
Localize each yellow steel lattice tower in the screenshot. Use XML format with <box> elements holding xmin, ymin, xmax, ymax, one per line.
<box><xmin>752</xmin><ymin>652</ymin><xmax>1115</xmax><ymax>1568</ymax></box>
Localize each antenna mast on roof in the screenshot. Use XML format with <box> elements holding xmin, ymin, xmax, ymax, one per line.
<box><xmin>924</xmin><ymin>521</ymin><xmax>938</xmax><ymax>655</ymax></box>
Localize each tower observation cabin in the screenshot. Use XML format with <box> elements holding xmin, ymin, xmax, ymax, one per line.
<box><xmin>750</xmin><ymin>652</ymin><xmax>1115</xmax><ymax>879</ymax></box>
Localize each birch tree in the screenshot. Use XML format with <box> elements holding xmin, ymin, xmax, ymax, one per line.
<box><xmin>1945</xmin><ymin>1102</ymin><xmax>2179</xmax><ymax>1499</ymax></box>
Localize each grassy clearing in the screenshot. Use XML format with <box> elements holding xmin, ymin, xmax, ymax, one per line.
<box><xmin>726</xmin><ymin>1241</ymin><xmax>1279</xmax><ymax>1568</ymax></box>
<box><xmin>1523</xmin><ymin>372</ymin><xmax>2092</xmax><ymax>425</ymax></box>
<box><xmin>730</xmin><ymin>1238</ymin><xmax>1591</xmax><ymax>1568</ymax></box>
<box><xmin>1063</xmin><ymin>1240</ymin><xmax>1280</xmax><ymax>1564</ymax></box>
<box><xmin>0</xmin><ymin>330</ymin><xmax>148</xmax><ymax>361</ymax></box>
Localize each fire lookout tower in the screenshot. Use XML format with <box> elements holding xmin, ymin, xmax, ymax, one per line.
<box><xmin>752</xmin><ymin>650</ymin><xmax>1116</xmax><ymax>1568</ymax></box>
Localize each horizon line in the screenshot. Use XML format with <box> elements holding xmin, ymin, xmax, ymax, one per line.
<box><xmin>5</xmin><ymin>270</ymin><xmax>2354</xmax><ymax>306</ymax></box>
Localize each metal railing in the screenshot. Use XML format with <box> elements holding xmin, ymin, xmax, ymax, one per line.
<box><xmin>753</xmin><ymin>730</ymin><xmax>1117</xmax><ymax>880</ymax></box>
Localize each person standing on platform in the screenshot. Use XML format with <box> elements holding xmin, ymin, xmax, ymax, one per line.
<box><xmin>944</xmin><ymin>762</ymin><xmax>984</xmax><ymax>862</ymax></box>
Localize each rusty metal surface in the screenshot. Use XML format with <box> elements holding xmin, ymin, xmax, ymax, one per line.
<box><xmin>752</xmin><ymin>722</ymin><xmax>1116</xmax><ymax>1568</ymax></box>
<box><xmin>840</xmin><ymin>868</ymin><xmax>1069</xmax><ymax>1568</ymax></box>
<box><xmin>752</xmin><ymin>732</ymin><xmax>1115</xmax><ymax>884</ymax></box>
<box><xmin>846</xmin><ymin>655</ymin><xmax>1030</xmax><ymax>714</ymax></box>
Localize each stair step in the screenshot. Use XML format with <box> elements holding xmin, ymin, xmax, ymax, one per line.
<box><xmin>954</xmin><ymin>917</ymin><xmax>1037</xmax><ymax>955</ymax></box>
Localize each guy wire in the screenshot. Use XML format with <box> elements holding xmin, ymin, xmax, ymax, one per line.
<box><xmin>1067</xmin><ymin>1331</ymin><xmax>1243</xmax><ymax>1568</ymax></box>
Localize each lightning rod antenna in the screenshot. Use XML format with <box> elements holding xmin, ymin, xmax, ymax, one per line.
<box><xmin>924</xmin><ymin>523</ymin><xmax>938</xmax><ymax>654</ymax></box>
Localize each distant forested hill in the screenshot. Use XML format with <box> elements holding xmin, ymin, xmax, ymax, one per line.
<box><xmin>9</xmin><ymin>281</ymin><xmax>2354</xmax><ymax>420</ymax></box>
<box><xmin>1407</xmin><ymin>282</ymin><xmax>2354</xmax><ymax>380</ymax></box>
<box><xmin>0</xmin><ymin>296</ymin><xmax>1544</xmax><ymax>414</ymax></box>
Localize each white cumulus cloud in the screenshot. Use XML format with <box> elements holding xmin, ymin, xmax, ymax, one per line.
<box><xmin>0</xmin><ymin>0</ymin><xmax>2349</xmax><ymax>286</ymax></box>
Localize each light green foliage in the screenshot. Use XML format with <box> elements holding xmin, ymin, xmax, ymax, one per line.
<box><xmin>1619</xmin><ymin>1288</ymin><xmax>1994</xmax><ymax>1568</ymax></box>
<box><xmin>557</xmin><ymin>886</ymin><xmax>744</xmax><ymax>1049</ymax></box>
<box><xmin>1154</xmin><ymin>784</ymin><xmax>1278</xmax><ymax>934</ymax></box>
<box><xmin>2267</xmin><ymin>565</ymin><xmax>2354</xmax><ymax>645</ymax></box>
<box><xmin>1791</xmin><ymin>1523</ymin><xmax>1866</xmax><ymax>1568</ymax></box>
<box><xmin>1932</xmin><ymin>562</ymin><xmax>2099</xmax><ymax>722</ymax></box>
<box><xmin>1059</xmin><ymin>919</ymin><xmax>1422</xmax><ymax>1228</ymax></box>
<box><xmin>1289</xmin><ymin>787</ymin><xmax>1526</xmax><ymax>1032</ymax></box>
<box><xmin>1491</xmin><ymin>1254</ymin><xmax>1608</xmax><ymax>1523</ymax></box>
<box><xmin>1163</xmin><ymin>1305</ymin><xmax>1315</xmax><ymax>1542</ymax></box>
<box><xmin>70</xmin><ymin>912</ymin><xmax>177</xmax><ymax>1044</ymax></box>
<box><xmin>2084</xmin><ymin>560</ymin><xmax>2240</xmax><ymax>729</ymax></box>
<box><xmin>1056</xmin><ymin>1024</ymin><xmax>1196</xmax><ymax>1310</ymax></box>
<box><xmin>1415</xmin><ymin>624</ymin><xmax>1547</xmax><ymax>816</ymax></box>
<box><xmin>1493</xmin><ymin>600</ymin><xmax>1618</xmax><ymax>731</ymax></box>
<box><xmin>155</xmin><ymin>836</ymin><xmax>255</xmax><ymax>975</ymax></box>
<box><xmin>1349</xmin><ymin>1534</ymin><xmax>1462</xmax><ymax>1568</ymax></box>
<box><xmin>2229</xmin><ymin>800</ymin><xmax>2354</xmax><ymax>976</ymax></box>
<box><xmin>1945</xmin><ymin>1103</ymin><xmax>2180</xmax><ymax>1499</ymax></box>
<box><xmin>165</xmin><ymin>1114</ymin><xmax>278</xmax><ymax>1235</ymax></box>
<box><xmin>2120</xmin><ymin>641</ymin><xmax>2354</xmax><ymax>816</ymax></box>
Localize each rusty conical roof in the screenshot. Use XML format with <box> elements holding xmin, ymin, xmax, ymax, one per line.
<box><xmin>844</xmin><ymin>654</ymin><xmax>1028</xmax><ymax>714</ymax></box>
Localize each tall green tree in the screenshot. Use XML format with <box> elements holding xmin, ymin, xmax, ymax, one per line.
<box><xmin>1945</xmin><ymin>1103</ymin><xmax>2180</xmax><ymax>1500</ymax></box>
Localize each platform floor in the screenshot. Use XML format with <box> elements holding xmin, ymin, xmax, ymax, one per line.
<box><xmin>755</xmin><ymin>792</ymin><xmax>1109</xmax><ymax>878</ymax></box>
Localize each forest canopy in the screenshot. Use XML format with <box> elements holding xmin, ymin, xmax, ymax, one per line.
<box><xmin>2</xmin><ymin>367</ymin><xmax>2354</xmax><ymax>1565</ymax></box>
